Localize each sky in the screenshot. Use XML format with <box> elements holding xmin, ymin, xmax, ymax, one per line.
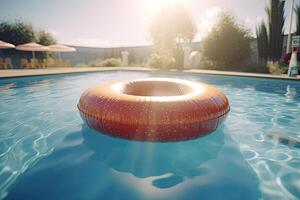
<box><xmin>0</xmin><ymin>0</ymin><xmax>299</xmax><ymax>47</ymax></box>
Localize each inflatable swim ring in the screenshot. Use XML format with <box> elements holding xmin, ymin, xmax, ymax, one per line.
<box><xmin>78</xmin><ymin>78</ymin><xmax>230</xmax><ymax>142</ymax></box>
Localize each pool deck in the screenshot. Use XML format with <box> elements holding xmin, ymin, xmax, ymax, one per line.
<box><xmin>0</xmin><ymin>67</ymin><xmax>299</xmax><ymax>80</ymax></box>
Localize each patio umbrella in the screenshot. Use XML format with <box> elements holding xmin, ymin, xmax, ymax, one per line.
<box><xmin>48</xmin><ymin>44</ymin><xmax>76</xmax><ymax>60</ymax></box>
<box><xmin>0</xmin><ymin>40</ymin><xmax>15</xmax><ymax>49</ymax></box>
<box><xmin>16</xmin><ymin>42</ymin><xmax>49</xmax><ymax>58</ymax></box>
<box><xmin>16</xmin><ymin>42</ymin><xmax>49</xmax><ymax>68</ymax></box>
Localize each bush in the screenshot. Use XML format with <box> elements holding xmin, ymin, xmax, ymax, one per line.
<box><xmin>75</xmin><ymin>58</ymin><xmax>121</xmax><ymax>68</ymax></box>
<box><xmin>267</xmin><ymin>61</ymin><xmax>288</xmax><ymax>75</ymax></box>
<box><xmin>202</xmin><ymin>12</ymin><xmax>252</xmax><ymax>69</ymax></box>
<box><xmin>128</xmin><ymin>63</ymin><xmax>145</xmax><ymax>67</ymax></box>
<box><xmin>240</xmin><ymin>63</ymin><xmax>269</xmax><ymax>73</ymax></box>
<box><xmin>75</xmin><ymin>63</ymin><xmax>89</xmax><ymax>68</ymax></box>
<box><xmin>88</xmin><ymin>59</ymin><xmax>103</xmax><ymax>67</ymax></box>
<box><xmin>198</xmin><ymin>56</ymin><xmax>269</xmax><ymax>73</ymax></box>
<box><xmin>101</xmin><ymin>58</ymin><xmax>121</xmax><ymax>67</ymax></box>
<box><xmin>147</xmin><ymin>54</ymin><xmax>176</xmax><ymax>69</ymax></box>
<box><xmin>198</xmin><ymin>56</ymin><xmax>214</xmax><ymax>69</ymax></box>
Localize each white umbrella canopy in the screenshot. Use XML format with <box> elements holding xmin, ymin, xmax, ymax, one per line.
<box><xmin>0</xmin><ymin>40</ymin><xmax>15</xmax><ymax>49</ymax></box>
<box><xmin>16</xmin><ymin>42</ymin><xmax>49</xmax><ymax>68</ymax></box>
<box><xmin>48</xmin><ymin>44</ymin><xmax>76</xmax><ymax>52</ymax></box>
<box><xmin>16</xmin><ymin>42</ymin><xmax>49</xmax><ymax>59</ymax></box>
<box><xmin>16</xmin><ymin>42</ymin><xmax>49</xmax><ymax>52</ymax></box>
<box><xmin>48</xmin><ymin>44</ymin><xmax>76</xmax><ymax>62</ymax></box>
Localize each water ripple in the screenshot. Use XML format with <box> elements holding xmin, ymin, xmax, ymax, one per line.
<box><xmin>0</xmin><ymin>71</ymin><xmax>300</xmax><ymax>199</ymax></box>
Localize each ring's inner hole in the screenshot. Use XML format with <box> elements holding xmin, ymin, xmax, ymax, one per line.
<box><xmin>120</xmin><ymin>81</ymin><xmax>194</xmax><ymax>96</ymax></box>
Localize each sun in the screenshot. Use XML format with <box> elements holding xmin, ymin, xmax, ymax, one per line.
<box><xmin>143</xmin><ymin>0</ymin><xmax>188</xmax><ymax>16</ymax></box>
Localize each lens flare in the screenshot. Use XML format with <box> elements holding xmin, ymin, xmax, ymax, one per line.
<box><xmin>143</xmin><ymin>0</ymin><xmax>189</xmax><ymax>16</ymax></box>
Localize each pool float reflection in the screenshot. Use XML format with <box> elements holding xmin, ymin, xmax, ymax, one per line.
<box><xmin>81</xmin><ymin>124</ymin><xmax>224</xmax><ymax>188</ymax></box>
<box><xmin>6</xmin><ymin>125</ymin><xmax>261</xmax><ymax>200</ymax></box>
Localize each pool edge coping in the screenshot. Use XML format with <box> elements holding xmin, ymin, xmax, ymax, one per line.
<box><xmin>0</xmin><ymin>67</ymin><xmax>299</xmax><ymax>81</ymax></box>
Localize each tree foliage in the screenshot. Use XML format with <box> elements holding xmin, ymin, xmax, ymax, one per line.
<box><xmin>0</xmin><ymin>20</ymin><xmax>56</xmax><ymax>46</ymax></box>
<box><xmin>37</xmin><ymin>30</ymin><xmax>56</xmax><ymax>46</ymax></box>
<box><xmin>0</xmin><ymin>21</ymin><xmax>36</xmax><ymax>45</ymax></box>
<box><xmin>266</xmin><ymin>0</ymin><xmax>285</xmax><ymax>60</ymax></box>
<box><xmin>202</xmin><ymin>12</ymin><xmax>252</xmax><ymax>68</ymax></box>
<box><xmin>149</xmin><ymin>3</ymin><xmax>196</xmax><ymax>56</ymax></box>
<box><xmin>256</xmin><ymin>21</ymin><xmax>269</xmax><ymax>61</ymax></box>
<box><xmin>295</xmin><ymin>5</ymin><xmax>300</xmax><ymax>35</ymax></box>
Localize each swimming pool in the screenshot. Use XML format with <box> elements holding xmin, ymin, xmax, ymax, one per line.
<box><xmin>0</xmin><ymin>71</ymin><xmax>299</xmax><ymax>200</ymax></box>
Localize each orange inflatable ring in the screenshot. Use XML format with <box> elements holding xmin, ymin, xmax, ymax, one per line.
<box><xmin>78</xmin><ymin>78</ymin><xmax>230</xmax><ymax>142</ymax></box>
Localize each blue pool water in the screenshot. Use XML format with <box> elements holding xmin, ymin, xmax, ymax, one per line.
<box><xmin>0</xmin><ymin>71</ymin><xmax>300</xmax><ymax>200</ymax></box>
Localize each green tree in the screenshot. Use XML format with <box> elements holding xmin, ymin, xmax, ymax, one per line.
<box><xmin>202</xmin><ymin>12</ymin><xmax>252</xmax><ymax>69</ymax></box>
<box><xmin>0</xmin><ymin>20</ymin><xmax>36</xmax><ymax>45</ymax></box>
<box><xmin>295</xmin><ymin>5</ymin><xmax>300</xmax><ymax>35</ymax></box>
<box><xmin>256</xmin><ymin>21</ymin><xmax>269</xmax><ymax>61</ymax></box>
<box><xmin>37</xmin><ymin>30</ymin><xmax>56</xmax><ymax>45</ymax></box>
<box><xmin>266</xmin><ymin>0</ymin><xmax>285</xmax><ymax>60</ymax></box>
<box><xmin>149</xmin><ymin>3</ymin><xmax>196</xmax><ymax>67</ymax></box>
